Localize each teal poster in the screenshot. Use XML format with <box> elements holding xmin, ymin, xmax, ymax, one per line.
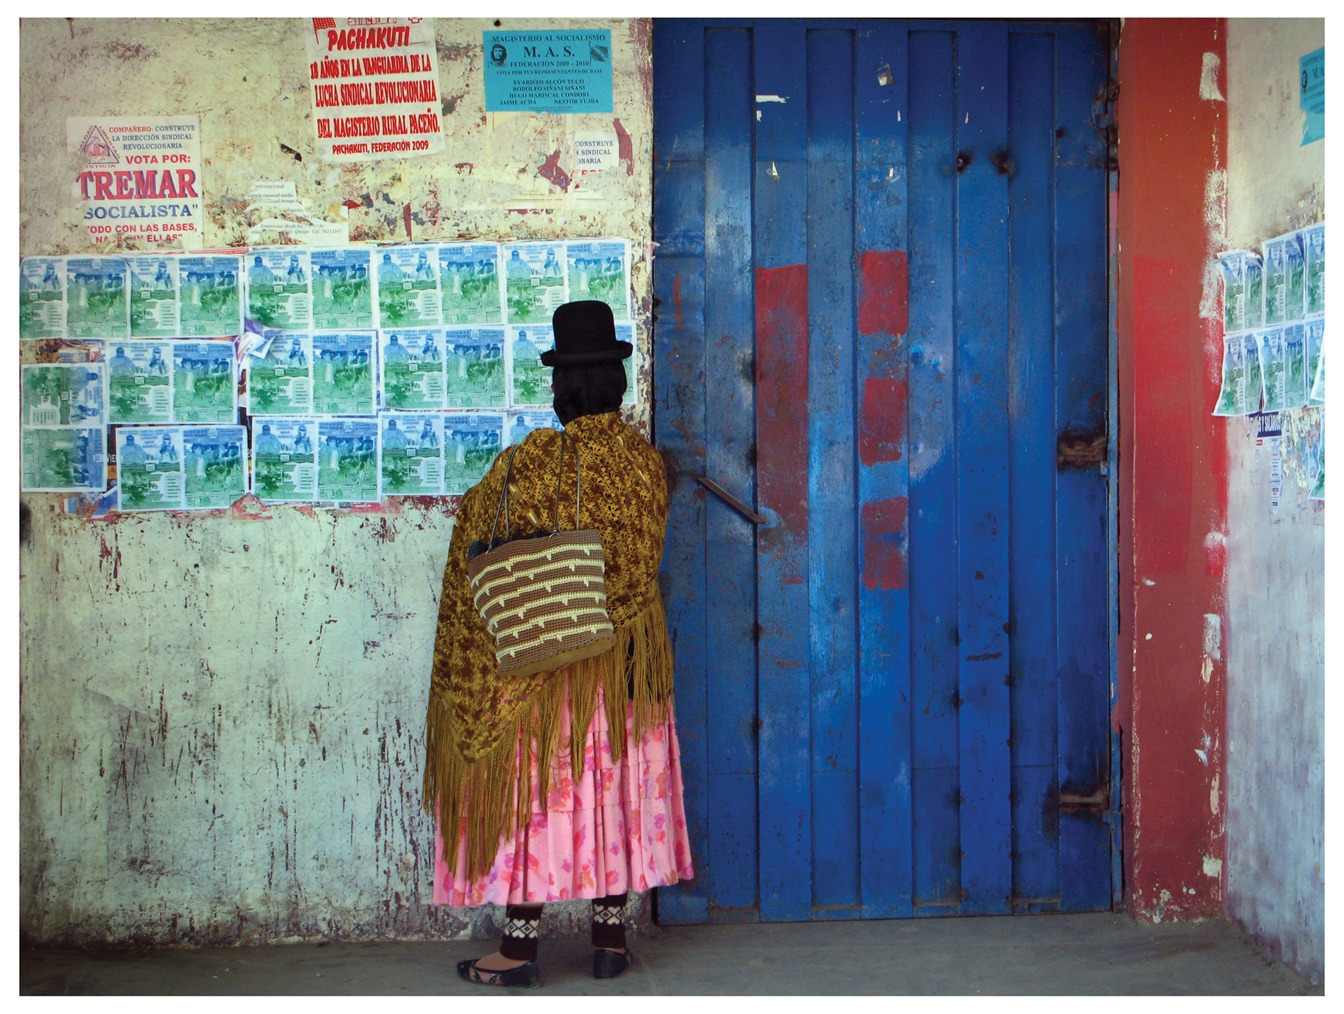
<box><xmin>1300</xmin><ymin>47</ymin><xmax>1324</xmax><ymax>145</ymax></box>
<box><xmin>483</xmin><ymin>30</ymin><xmax>612</xmax><ymax>113</ymax></box>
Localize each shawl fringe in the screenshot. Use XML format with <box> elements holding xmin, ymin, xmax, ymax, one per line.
<box><xmin>422</xmin><ymin>586</ymin><xmax>675</xmax><ymax>882</ymax></box>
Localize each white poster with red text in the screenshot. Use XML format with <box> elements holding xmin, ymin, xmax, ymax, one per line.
<box><xmin>307</xmin><ymin>17</ymin><xmax>445</xmax><ymax>162</ymax></box>
<box><xmin>67</xmin><ymin>117</ymin><xmax>204</xmax><ymax>250</ymax></box>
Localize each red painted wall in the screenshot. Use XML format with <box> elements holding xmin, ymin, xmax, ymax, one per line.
<box><xmin>1116</xmin><ymin>19</ymin><xmax>1229</xmax><ymax>919</ymax></box>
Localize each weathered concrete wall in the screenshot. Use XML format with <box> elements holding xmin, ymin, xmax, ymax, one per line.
<box><xmin>18</xmin><ymin>16</ymin><xmax>654</xmax><ymax>945</ymax></box>
<box><xmin>1222</xmin><ymin>18</ymin><xmax>1324</xmax><ymax>985</ymax></box>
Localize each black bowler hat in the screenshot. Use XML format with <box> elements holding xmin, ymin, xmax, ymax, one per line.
<box><xmin>541</xmin><ymin>300</ymin><xmax>632</xmax><ymax>365</ymax></box>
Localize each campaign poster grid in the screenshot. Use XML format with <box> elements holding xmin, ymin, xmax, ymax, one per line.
<box><xmin>1214</xmin><ymin>224</ymin><xmax>1325</xmax><ymax>418</ymax></box>
<box><xmin>20</xmin><ymin>238</ymin><xmax>631</xmax><ymax>340</ymax></box>
<box><xmin>23</xmin><ymin>237</ymin><xmax>634</xmax><ymax>508</ymax></box>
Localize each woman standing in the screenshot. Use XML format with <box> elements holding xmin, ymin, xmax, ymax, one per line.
<box><xmin>423</xmin><ymin>299</ymin><xmax>693</xmax><ymax>987</ymax></box>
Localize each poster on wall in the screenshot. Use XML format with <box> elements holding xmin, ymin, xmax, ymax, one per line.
<box><xmin>565</xmin><ymin>238</ymin><xmax>630</xmax><ymax>320</ymax></box>
<box><xmin>178</xmin><ymin>255</ymin><xmax>244</xmax><ymax>338</ymax></box>
<box><xmin>1281</xmin><ymin>323</ymin><xmax>1310</xmax><ymax>409</ymax></box>
<box><xmin>379</xmin><ymin>411</ymin><xmax>445</xmax><ymax>496</ymax></box>
<box><xmin>380</xmin><ymin>327</ymin><xmax>446</xmax><ymax>410</ymax></box>
<box><xmin>440</xmin><ymin>243</ymin><xmax>504</xmax><ymax>326</ymax></box>
<box><xmin>1264</xmin><ymin>231</ymin><xmax>1306</xmax><ymax>326</ymax></box>
<box><xmin>171</xmin><ymin>341</ymin><xmax>237</xmax><ymax>424</ymax></box>
<box><xmin>442</xmin><ymin>412</ymin><xmax>505</xmax><ymax>494</ymax></box>
<box><xmin>444</xmin><ymin>327</ymin><xmax>507</xmax><ymax>408</ymax></box>
<box><xmin>1309</xmin><ymin>335</ymin><xmax>1326</xmax><ymax>407</ymax></box>
<box><xmin>247</xmin><ymin>333</ymin><xmax>314</xmax><ymax>415</ymax></box>
<box><xmin>21</xmin><ymin>363</ymin><xmax>108</xmax><ymax>493</ymax></box>
<box><xmin>1256</xmin><ymin>328</ymin><xmax>1291</xmax><ymax>413</ymax></box>
<box><xmin>317</xmin><ymin>417</ymin><xmax>380</xmax><ymax>502</ymax></box>
<box><xmin>67</xmin><ymin>116</ymin><xmax>203</xmax><ymax>249</ymax></box>
<box><xmin>247</xmin><ymin>249</ymin><xmax>314</xmax><ymax>331</ymax></box>
<box><xmin>22</xmin><ymin>426</ymin><xmax>106</xmax><ymax>493</ymax></box>
<box><xmin>377</xmin><ymin>245</ymin><xmax>442</xmax><ymax>328</ymax></box>
<box><xmin>617</xmin><ymin>322</ymin><xmax>637</xmax><ymax>406</ymax></box>
<box><xmin>252</xmin><ymin>416</ymin><xmax>319</xmax><ymax>503</ymax></box>
<box><xmin>66</xmin><ymin>257</ymin><xmax>130</xmax><ymax>340</ymax></box>
<box><xmin>1213</xmin><ymin>332</ymin><xmax>1264</xmax><ymax>417</ymax></box>
<box><xmin>1300</xmin><ymin>46</ymin><xmax>1325</xmax><ymax>146</ymax></box>
<box><xmin>507</xmin><ymin>409</ymin><xmax>561</xmax><ymax>445</ymax></box>
<box><xmin>307</xmin><ymin>17</ymin><xmax>445</xmax><ymax>163</ymax></box>
<box><xmin>483</xmin><ymin>29</ymin><xmax>613</xmax><ymax>113</ymax></box>
<box><xmin>311</xmin><ymin>248</ymin><xmax>375</xmax><ymax>329</ymax></box>
<box><xmin>312</xmin><ymin>332</ymin><xmax>376</xmax><ymax>415</ymax></box>
<box><xmin>19</xmin><ymin>257</ymin><xmax>68</xmax><ymax>340</ymax></box>
<box><xmin>128</xmin><ymin>255</ymin><xmax>181</xmax><ymax>338</ymax></box>
<box><xmin>22</xmin><ymin>363</ymin><xmax>107</xmax><ymax>429</ymax></box>
<box><xmin>503</xmin><ymin>241</ymin><xmax>567</xmax><ymax>324</ymax></box>
<box><xmin>1216</xmin><ymin>250</ymin><xmax>1264</xmax><ymax>335</ymax></box>
<box><xmin>1302</xmin><ymin>223</ymin><xmax>1325</xmax><ymax>317</ymax></box>
<box><xmin>115</xmin><ymin>426</ymin><xmax>184</xmax><ymax>512</ymax></box>
<box><xmin>508</xmin><ymin>324</ymin><xmax>553</xmax><ymax>407</ymax></box>
<box><xmin>108</xmin><ymin>341</ymin><xmax>173</xmax><ymax>424</ymax></box>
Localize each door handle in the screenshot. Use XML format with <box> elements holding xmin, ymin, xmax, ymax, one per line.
<box><xmin>694</xmin><ymin>475</ymin><xmax>767</xmax><ymax>525</ymax></box>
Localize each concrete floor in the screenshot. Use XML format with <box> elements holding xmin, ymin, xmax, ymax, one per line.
<box><xmin>20</xmin><ymin>912</ymin><xmax>1321</xmax><ymax>995</ymax></box>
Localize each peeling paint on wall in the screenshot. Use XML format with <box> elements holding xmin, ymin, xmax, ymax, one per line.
<box><xmin>19</xmin><ymin>16</ymin><xmax>655</xmax><ymax>947</ymax></box>
<box><xmin>1222</xmin><ymin>17</ymin><xmax>1324</xmax><ymax>986</ymax></box>
<box><xmin>1199</xmin><ymin>52</ymin><xmax>1226</xmax><ymax>101</ymax></box>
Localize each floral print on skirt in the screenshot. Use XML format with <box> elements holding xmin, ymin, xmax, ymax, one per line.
<box><xmin>434</xmin><ymin>685</ymin><xmax>695</xmax><ymax>907</ymax></box>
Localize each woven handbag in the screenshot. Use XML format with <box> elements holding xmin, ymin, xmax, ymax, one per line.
<box><xmin>466</xmin><ymin>433</ymin><xmax>616</xmax><ymax>678</ymax></box>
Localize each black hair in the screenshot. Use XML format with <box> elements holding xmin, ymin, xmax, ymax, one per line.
<box><xmin>550</xmin><ymin>361</ymin><xmax>627</xmax><ymax>425</ymax></box>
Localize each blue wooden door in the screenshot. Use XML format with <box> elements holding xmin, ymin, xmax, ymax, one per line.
<box><xmin>653</xmin><ymin>19</ymin><xmax>1116</xmax><ymax>923</ymax></box>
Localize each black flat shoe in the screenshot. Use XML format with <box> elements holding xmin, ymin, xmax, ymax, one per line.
<box><xmin>593</xmin><ymin>948</ymin><xmax>633</xmax><ymax>980</ymax></box>
<box><xmin>457</xmin><ymin>956</ymin><xmax>540</xmax><ymax>988</ymax></box>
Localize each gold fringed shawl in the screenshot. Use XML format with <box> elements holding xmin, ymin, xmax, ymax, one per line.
<box><xmin>422</xmin><ymin>412</ymin><xmax>675</xmax><ymax>881</ymax></box>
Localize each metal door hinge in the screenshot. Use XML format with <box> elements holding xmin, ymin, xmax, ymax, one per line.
<box><xmin>1057</xmin><ymin>430</ymin><xmax>1108</xmax><ymax>472</ymax></box>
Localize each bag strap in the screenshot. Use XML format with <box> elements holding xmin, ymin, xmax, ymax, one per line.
<box><xmin>486</xmin><ymin>443</ymin><xmax>522</xmax><ymax>548</ymax></box>
<box><xmin>487</xmin><ymin>430</ymin><xmax>582</xmax><ymax>545</ymax></box>
<box><xmin>552</xmin><ymin>431</ymin><xmax>581</xmax><ymax>534</ymax></box>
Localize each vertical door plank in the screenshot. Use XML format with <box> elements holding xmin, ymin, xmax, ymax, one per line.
<box><xmin>652</xmin><ymin>20</ymin><xmax>708</xmax><ymax>926</ymax></box>
<box><xmin>805</xmin><ymin>26</ymin><xmax>860</xmax><ymax>916</ymax></box>
<box><xmin>1005</xmin><ymin>27</ymin><xmax>1062</xmax><ymax>912</ymax></box>
<box><xmin>703</xmin><ymin>25</ymin><xmax>762</xmax><ymax>920</ymax></box>
<box><xmin>854</xmin><ymin>21</ymin><xmax>914</xmax><ymax>920</ymax></box>
<box><xmin>654</xmin><ymin>20</ymin><xmax>706</xmax><ymax>162</ymax></box>
<box><xmin>1053</xmin><ymin>23</ymin><xmax>1113</xmax><ymax>913</ymax></box>
<box><xmin>953</xmin><ymin>22</ymin><xmax>1013</xmax><ymax>915</ymax></box>
<box><xmin>905</xmin><ymin>27</ymin><xmax>962</xmax><ymax>914</ymax></box>
<box><xmin>752</xmin><ymin>20</ymin><xmax>814</xmax><ymax>923</ymax></box>
<box><xmin>906</xmin><ymin>28</ymin><xmax>962</xmax><ymax>915</ymax></box>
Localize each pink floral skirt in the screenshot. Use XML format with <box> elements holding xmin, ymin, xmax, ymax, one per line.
<box><xmin>433</xmin><ymin>685</ymin><xmax>695</xmax><ymax>906</ymax></box>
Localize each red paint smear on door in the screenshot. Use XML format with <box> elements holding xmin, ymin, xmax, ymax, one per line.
<box><xmin>859</xmin><ymin>376</ymin><xmax>908</xmax><ymax>466</ymax></box>
<box><xmin>861</xmin><ymin>497</ymin><xmax>908</xmax><ymax>591</ymax></box>
<box><xmin>857</xmin><ymin>250</ymin><xmax>908</xmax><ymax>337</ymax></box>
<box><xmin>755</xmin><ymin>264</ymin><xmax>809</xmax><ymax>539</ymax></box>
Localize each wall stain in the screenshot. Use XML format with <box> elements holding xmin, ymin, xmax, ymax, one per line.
<box><xmin>21</xmin><ymin>15</ymin><xmax>653</xmax><ymax>948</ymax></box>
<box><xmin>536</xmin><ymin>149</ymin><xmax>572</xmax><ymax>192</ymax></box>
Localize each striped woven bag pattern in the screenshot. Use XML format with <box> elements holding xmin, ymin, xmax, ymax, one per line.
<box><xmin>466</xmin><ymin>432</ymin><xmax>616</xmax><ymax>678</ymax></box>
